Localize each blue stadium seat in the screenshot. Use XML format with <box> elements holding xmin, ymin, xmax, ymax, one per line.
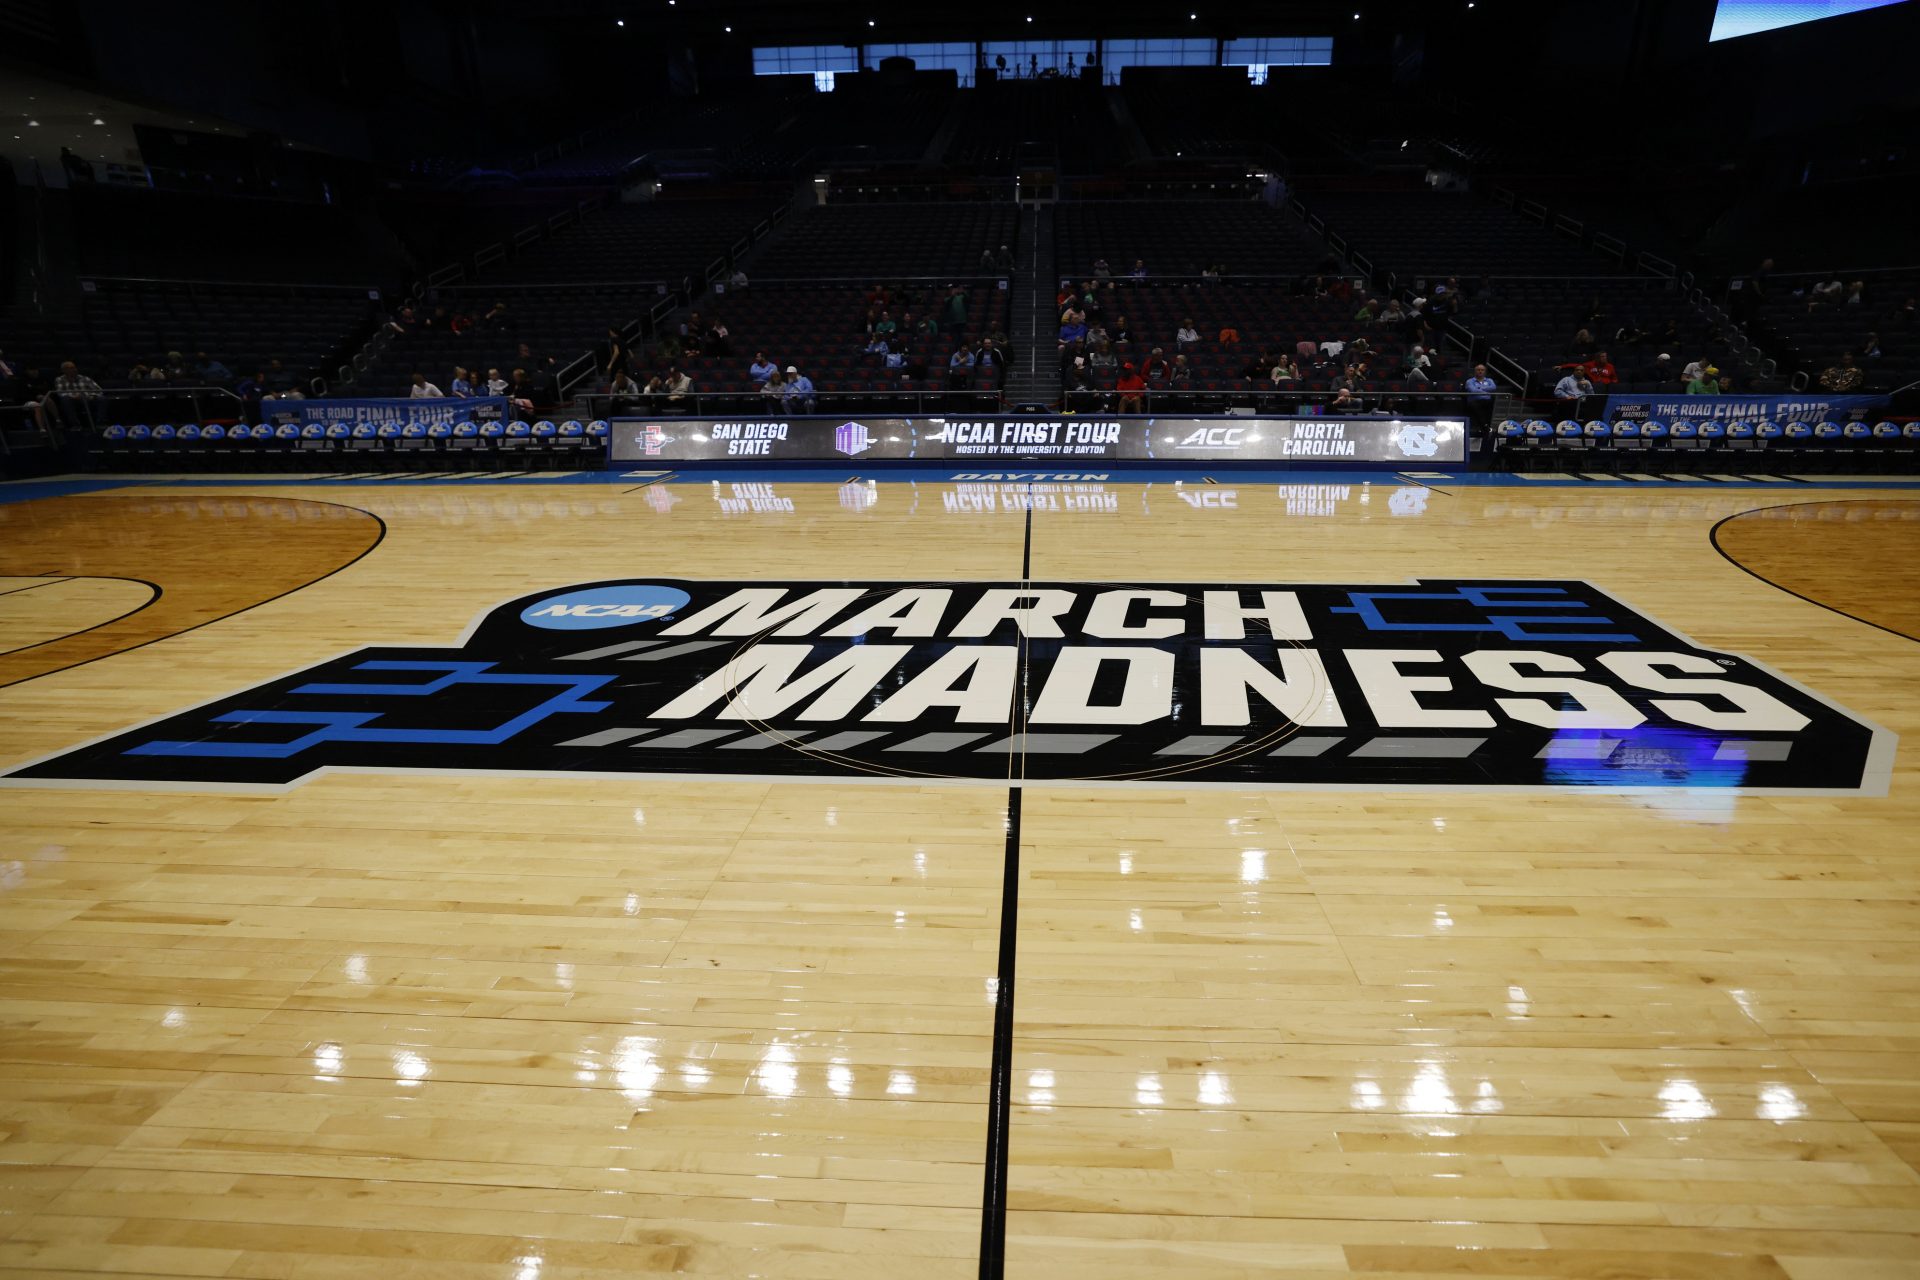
<box><xmin>325</xmin><ymin>423</ymin><xmax>354</xmax><ymax>445</ymax></box>
<box><xmin>1726</xmin><ymin>420</ymin><xmax>1755</xmax><ymax>440</ymax></box>
<box><xmin>1698</xmin><ymin>420</ymin><xmax>1727</xmax><ymax>441</ymax></box>
<box><xmin>151</xmin><ymin>424</ymin><xmax>177</xmax><ymax>442</ymax></box>
<box><xmin>1525</xmin><ymin>419</ymin><xmax>1555</xmax><ymax>441</ymax></box>
<box><xmin>1613</xmin><ymin>420</ymin><xmax>1641</xmax><ymax>440</ymax></box>
<box><xmin>1756</xmin><ymin>422</ymin><xmax>1783</xmax><ymax>441</ymax></box>
<box><xmin>1903</xmin><ymin>423</ymin><xmax>1920</xmax><ymax>442</ymax></box>
<box><xmin>127</xmin><ymin>424</ymin><xmax>152</xmax><ymax>442</ymax></box>
<box><xmin>1814</xmin><ymin>421</ymin><xmax>1844</xmax><ymax>441</ymax></box>
<box><xmin>376</xmin><ymin>422</ymin><xmax>405</xmax><ymax>444</ymax></box>
<box><xmin>1583</xmin><ymin>419</ymin><xmax>1610</xmax><ymax>440</ymax></box>
<box><xmin>1670</xmin><ymin>419</ymin><xmax>1698</xmax><ymax>440</ymax></box>
<box><xmin>1872</xmin><ymin>422</ymin><xmax>1902</xmax><ymax>441</ymax></box>
<box><xmin>1641</xmin><ymin>420</ymin><xmax>1668</xmax><ymax>440</ymax></box>
<box><xmin>1843</xmin><ymin>422</ymin><xmax>1872</xmax><ymax>440</ymax></box>
<box><xmin>1785</xmin><ymin>421</ymin><xmax>1814</xmax><ymax>441</ymax></box>
<box><xmin>200</xmin><ymin>423</ymin><xmax>225</xmax><ymax>442</ymax></box>
<box><xmin>426</xmin><ymin>422</ymin><xmax>452</xmax><ymax>443</ymax></box>
<box><xmin>479</xmin><ymin>421</ymin><xmax>507</xmax><ymax>445</ymax></box>
<box><xmin>531</xmin><ymin>420</ymin><xmax>558</xmax><ymax>442</ymax></box>
<box><xmin>1497</xmin><ymin>419</ymin><xmax>1524</xmax><ymax>439</ymax></box>
<box><xmin>504</xmin><ymin>422</ymin><xmax>533</xmax><ymax>449</ymax></box>
<box><xmin>1554</xmin><ymin>419</ymin><xmax>1583</xmax><ymax>439</ymax></box>
<box><xmin>102</xmin><ymin>424</ymin><xmax>128</xmax><ymax>442</ymax></box>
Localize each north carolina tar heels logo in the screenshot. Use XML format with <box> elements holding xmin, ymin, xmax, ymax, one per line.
<box><xmin>1392</xmin><ymin>422</ymin><xmax>1440</xmax><ymax>457</ymax></box>
<box><xmin>834</xmin><ymin>421</ymin><xmax>872</xmax><ymax>456</ymax></box>
<box><xmin>5</xmin><ymin>577</ymin><xmax>1890</xmax><ymax>794</ymax></box>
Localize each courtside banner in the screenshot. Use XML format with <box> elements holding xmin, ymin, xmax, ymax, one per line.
<box><xmin>270</xmin><ymin>396</ymin><xmax>510</xmax><ymax>428</ymax></box>
<box><xmin>609</xmin><ymin>415</ymin><xmax>1468</xmax><ymax>466</ymax></box>
<box><xmin>1602</xmin><ymin>393</ymin><xmax>1884</xmax><ymax>426</ymax></box>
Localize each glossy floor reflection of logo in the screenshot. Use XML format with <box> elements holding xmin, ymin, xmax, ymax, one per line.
<box><xmin>5</xmin><ymin>576</ymin><xmax>1892</xmax><ymax>793</ymax></box>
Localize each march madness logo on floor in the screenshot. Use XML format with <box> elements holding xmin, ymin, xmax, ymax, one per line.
<box><xmin>5</xmin><ymin>578</ymin><xmax>1892</xmax><ymax>793</ymax></box>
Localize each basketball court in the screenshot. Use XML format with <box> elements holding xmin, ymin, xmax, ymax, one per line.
<box><xmin>2</xmin><ymin>469</ymin><xmax>1918</xmax><ymax>1277</ymax></box>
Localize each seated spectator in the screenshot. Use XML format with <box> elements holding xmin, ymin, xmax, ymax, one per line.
<box><xmin>750</xmin><ymin>352</ymin><xmax>779</xmax><ymax>383</ymax></box>
<box><xmin>782</xmin><ymin>365</ymin><xmax>816</xmax><ymax>412</ymax></box>
<box><xmin>234</xmin><ymin>368</ymin><xmax>269</xmax><ymax>423</ymax></box>
<box><xmin>729</xmin><ymin>268</ymin><xmax>749</xmax><ymax>291</ymax></box>
<box><xmin>1583</xmin><ymin>350</ymin><xmax>1618</xmax><ymax>386</ymax></box>
<box><xmin>1613</xmin><ymin>318</ymin><xmax>1646</xmax><ymax>346</ymax></box>
<box><xmin>1685</xmin><ymin>368</ymin><xmax>1718</xmax><ymax>395</ymax></box>
<box><xmin>1065</xmin><ymin>356</ymin><xmax>1092</xmax><ymax>392</ymax></box>
<box><xmin>1116</xmin><ymin>362</ymin><xmax>1146</xmax><ymax>412</ymax></box>
<box><xmin>385</xmin><ymin>305</ymin><xmax>417</xmax><ymax>336</ymax></box>
<box><xmin>1820</xmin><ymin>352</ymin><xmax>1863</xmax><ymax>391</ymax></box>
<box><xmin>1093</xmin><ymin>257</ymin><xmax>1112</xmax><ymax>280</ymax></box>
<box><xmin>193</xmin><ymin>352</ymin><xmax>232</xmax><ymax>383</ymax></box>
<box><xmin>409</xmin><ymin>372</ymin><xmax>444</xmax><ymax>398</ymax></box>
<box><xmin>1088</xmin><ymin>340</ymin><xmax>1117</xmax><ymax>369</ymax></box>
<box><xmin>1142</xmin><ymin>347</ymin><xmax>1170</xmax><ymax>383</ymax></box>
<box><xmin>1380</xmin><ymin>299</ymin><xmax>1405</xmax><ymax>325</ymax></box>
<box><xmin>449</xmin><ymin>309</ymin><xmax>473</xmax><ymax>336</ymax></box>
<box><xmin>1059</xmin><ymin>312</ymin><xmax>1087</xmax><ymax>345</ymax></box>
<box><xmin>1402</xmin><ymin>346</ymin><xmax>1431</xmax><ymax>383</ymax></box>
<box><xmin>1347</xmin><ymin>335</ymin><xmax>1372</xmax><ymax>360</ymax></box>
<box><xmin>1682</xmin><ymin>357</ymin><xmax>1710</xmax><ymax>383</ymax></box>
<box><xmin>884</xmin><ymin>341</ymin><xmax>907</xmax><ymax>369</ymax></box>
<box><xmin>1649</xmin><ymin>353</ymin><xmax>1676</xmax><ymax>383</ymax></box>
<box><xmin>761</xmin><ymin>371</ymin><xmax>786</xmax><ymax>406</ymax></box>
<box><xmin>1169</xmin><ymin>355</ymin><xmax>1193</xmax><ymax>388</ymax></box>
<box><xmin>449</xmin><ymin>366</ymin><xmax>474</xmax><ymax>396</ymax></box>
<box><xmin>1570</xmin><ymin>326</ymin><xmax>1595</xmax><ymax>356</ymax></box>
<box><xmin>1329</xmin><ymin>386</ymin><xmax>1360</xmax><ymax>413</ymax></box>
<box><xmin>52</xmin><ymin>360</ymin><xmax>106</xmax><ymax>417</ymax></box>
<box><xmin>1845</xmin><ymin>280</ymin><xmax>1865</xmax><ymax>307</ymax></box>
<box><xmin>873</xmin><ymin>311</ymin><xmax>898</xmax><ymax>336</ymax></box>
<box><xmin>665</xmin><ymin>367</ymin><xmax>693</xmax><ymax>401</ymax></box>
<box><xmin>977</xmin><ymin>338</ymin><xmax>1007</xmax><ymax>373</ymax></box>
<box><xmin>1717</xmin><ymin>373</ymin><xmax>1735</xmax><ymax>395</ymax></box>
<box><xmin>1240</xmin><ymin>349</ymin><xmax>1274</xmax><ymax>381</ymax></box>
<box><xmin>706</xmin><ymin>319</ymin><xmax>733</xmax><ymax>358</ymax></box>
<box><xmin>1110</xmin><ymin>316</ymin><xmax>1132</xmax><ymax>345</ymax></box>
<box><xmin>996</xmin><ymin>244</ymin><xmax>1015</xmax><ymax>271</ymax></box>
<box><xmin>1176</xmin><ymin>318</ymin><xmax>1200</xmax><ymax>347</ymax></box>
<box><xmin>1270</xmin><ymin>355</ymin><xmax>1300</xmax><ymax>383</ymax></box>
<box><xmin>507</xmin><ymin>368</ymin><xmax>536</xmax><ymax>417</ymax></box>
<box><xmin>482</xmin><ymin>300</ymin><xmax>511</xmax><ymax>331</ymax></box>
<box><xmin>483</xmin><ymin>367</ymin><xmax>508</xmax><ymax>396</ymax></box>
<box><xmin>980</xmin><ymin>247</ymin><xmax>997</xmax><ymax>271</ymax></box>
<box><xmin>1807</xmin><ymin>278</ymin><xmax>1843</xmax><ymax>311</ymax></box>
<box><xmin>1085</xmin><ymin>322</ymin><xmax>1109</xmax><ymax>348</ymax></box>
<box><xmin>642</xmin><ymin>374</ymin><xmax>665</xmax><ymax>398</ymax></box>
<box><xmin>1554</xmin><ymin>368</ymin><xmax>1594</xmax><ymax>401</ymax></box>
<box><xmin>865</xmin><ymin>333</ymin><xmax>893</xmax><ymax>356</ymax></box>
<box><xmin>949</xmin><ymin>345</ymin><xmax>977</xmax><ymax>373</ymax></box>
<box><xmin>1129</xmin><ymin>259</ymin><xmax>1147</xmax><ymax>280</ymax></box>
<box><xmin>1860</xmin><ymin>332</ymin><xmax>1882</xmax><ymax>359</ymax></box>
<box><xmin>608</xmin><ymin>369</ymin><xmax>641</xmax><ymax>396</ymax></box>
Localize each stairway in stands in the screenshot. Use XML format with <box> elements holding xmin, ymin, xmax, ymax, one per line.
<box><xmin>1003</xmin><ymin>204</ymin><xmax>1059</xmax><ymax>407</ymax></box>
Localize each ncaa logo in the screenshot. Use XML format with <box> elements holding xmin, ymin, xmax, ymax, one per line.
<box><xmin>521</xmin><ymin>585</ymin><xmax>691</xmax><ymax>630</ymax></box>
<box><xmin>1392</xmin><ymin>423</ymin><xmax>1440</xmax><ymax>458</ymax></box>
<box><xmin>834</xmin><ymin>421</ymin><xmax>872</xmax><ymax>456</ymax></box>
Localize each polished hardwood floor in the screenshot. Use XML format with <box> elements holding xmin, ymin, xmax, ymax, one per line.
<box><xmin>1</xmin><ymin>476</ymin><xmax>1917</xmax><ymax>1278</ymax></box>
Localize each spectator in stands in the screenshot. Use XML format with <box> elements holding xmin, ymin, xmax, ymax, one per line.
<box><xmin>750</xmin><ymin>352</ymin><xmax>779</xmax><ymax>383</ymax></box>
<box><xmin>1089</xmin><ymin>340</ymin><xmax>1117</xmax><ymax>371</ymax></box>
<box><xmin>1465</xmin><ymin>364</ymin><xmax>1496</xmax><ymax>440</ymax></box>
<box><xmin>235</xmin><ymin>369</ymin><xmax>268</xmax><ymax>423</ymax></box>
<box><xmin>1860</xmin><ymin>332</ymin><xmax>1883</xmax><ymax>359</ymax></box>
<box><xmin>1093</xmin><ymin>257</ymin><xmax>1112</xmax><ymax>280</ymax></box>
<box><xmin>1650</xmin><ymin>353</ymin><xmax>1676</xmax><ymax>383</ymax></box>
<box><xmin>864</xmin><ymin>332</ymin><xmax>891</xmax><ymax>356</ymax></box>
<box><xmin>1066</xmin><ymin>356</ymin><xmax>1092</xmax><ymax>393</ymax></box>
<box><xmin>642</xmin><ymin>374</ymin><xmax>665</xmax><ymax>398</ymax></box>
<box><xmin>508</xmin><ymin>369</ymin><xmax>537</xmax><ymax>418</ymax></box>
<box><xmin>1271</xmin><ymin>355</ymin><xmax>1301</xmax><ymax>384</ymax></box>
<box><xmin>1142</xmin><ymin>347</ymin><xmax>1170</xmax><ymax>384</ymax></box>
<box><xmin>608</xmin><ymin>369</ymin><xmax>641</xmax><ymax>396</ymax></box>
<box><xmin>410</xmin><ymin>372</ymin><xmax>444</xmax><ymax>398</ymax></box>
<box><xmin>193</xmin><ymin>352</ymin><xmax>232</xmax><ymax>383</ymax></box>
<box><xmin>385</xmin><ymin>305</ymin><xmax>416</xmax><ymax>337</ymax></box>
<box><xmin>1169</xmin><ymin>355</ymin><xmax>1193</xmax><ymax>389</ymax></box>
<box><xmin>603</xmin><ymin>328</ymin><xmax>629</xmax><ymax>379</ymax></box>
<box><xmin>1383</xmin><ymin>299</ymin><xmax>1409</xmax><ymax>326</ymax></box>
<box><xmin>980</xmin><ymin>247</ymin><xmax>997</xmax><ymax>271</ymax></box>
<box><xmin>449</xmin><ymin>367</ymin><xmax>473</xmax><ymax>397</ymax></box>
<box><xmin>1085</xmin><ymin>321</ymin><xmax>1109</xmax><ymax>348</ymax></box>
<box><xmin>760</xmin><ymin>371</ymin><xmax>785</xmax><ymax>410</ymax></box>
<box><xmin>1716</xmin><ymin>373</ymin><xmax>1735</xmax><ymax>395</ymax></box>
<box><xmin>515</xmin><ymin>341</ymin><xmax>539</xmax><ymax>369</ymax></box>
<box><xmin>782</xmin><ymin>365</ymin><xmax>816</xmax><ymax>413</ymax></box>
<box><xmin>1111</xmin><ymin>316</ymin><xmax>1132</xmax><ymax>345</ymax></box>
<box><xmin>729</xmin><ymin>268</ymin><xmax>749</xmax><ymax>292</ymax></box>
<box><xmin>874</xmin><ymin>311</ymin><xmax>898</xmax><ymax>337</ymax></box>
<box><xmin>707</xmin><ymin>319</ymin><xmax>733</xmax><ymax>358</ymax></box>
<box><xmin>947</xmin><ymin>345</ymin><xmax>976</xmax><ymax>387</ymax></box>
<box><xmin>665</xmin><ymin>367</ymin><xmax>693</xmax><ymax>402</ymax></box>
<box><xmin>1846</xmin><ymin>280</ymin><xmax>1865</xmax><ymax>307</ymax></box>
<box><xmin>1402</xmin><ymin>346</ymin><xmax>1431</xmax><ymax>384</ymax></box>
<box><xmin>273</xmin><ymin>383</ymin><xmax>307</xmax><ymax>402</ymax></box>
<box><xmin>945</xmin><ymin>285</ymin><xmax>970</xmax><ymax>330</ymax></box>
<box><xmin>1201</xmin><ymin>263</ymin><xmax>1221</xmax><ymax>284</ymax></box>
<box><xmin>1176</xmin><ymin>318</ymin><xmax>1200</xmax><ymax>348</ymax></box>
<box><xmin>1820</xmin><ymin>353</ymin><xmax>1863</xmax><ymax>392</ymax></box>
<box><xmin>1130</xmin><ymin>259</ymin><xmax>1147</xmax><ymax>280</ymax></box>
<box><xmin>1354</xmin><ymin>298</ymin><xmax>1377</xmax><ymax>323</ymax></box>
<box><xmin>1612</xmin><ymin>318</ymin><xmax>1646</xmax><ymax>347</ymax></box>
<box><xmin>450</xmin><ymin>309</ymin><xmax>473</xmax><ymax>336</ymax></box>
<box><xmin>1583</xmin><ymin>350</ymin><xmax>1618</xmax><ymax>386</ymax></box>
<box><xmin>484</xmin><ymin>368</ymin><xmax>508</xmax><ymax>396</ymax></box>
<box><xmin>1240</xmin><ymin>349</ymin><xmax>1273</xmax><ymax>382</ymax></box>
<box><xmin>978</xmin><ymin>338</ymin><xmax>1007</xmax><ymax>374</ymax></box>
<box><xmin>531</xmin><ymin>357</ymin><xmax>563</xmax><ymax>406</ymax></box>
<box><xmin>1808</xmin><ymin>278</ymin><xmax>1843</xmax><ymax>311</ymax></box>
<box><xmin>996</xmin><ymin>244</ymin><xmax>1014</xmax><ymax>271</ymax></box>
<box><xmin>1060</xmin><ymin>311</ymin><xmax>1087</xmax><ymax>345</ymax></box>
<box><xmin>51</xmin><ymin>361</ymin><xmax>106</xmax><ymax>427</ymax></box>
<box><xmin>1569</xmin><ymin>327</ymin><xmax>1595</xmax><ymax>357</ymax></box>
<box><xmin>1116</xmin><ymin>362</ymin><xmax>1146</xmax><ymax>413</ymax></box>
<box><xmin>1329</xmin><ymin>386</ymin><xmax>1360</xmax><ymax>413</ymax></box>
<box><xmin>1554</xmin><ymin>367</ymin><xmax>1594</xmax><ymax>405</ymax></box>
<box><xmin>1685</xmin><ymin>367</ymin><xmax>1718</xmax><ymax>395</ymax></box>
<box><xmin>884</xmin><ymin>340</ymin><xmax>908</xmax><ymax>370</ymax></box>
<box><xmin>1682</xmin><ymin>357</ymin><xmax>1709</xmax><ymax>383</ymax></box>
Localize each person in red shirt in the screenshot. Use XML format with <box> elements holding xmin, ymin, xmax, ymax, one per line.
<box><xmin>1116</xmin><ymin>362</ymin><xmax>1147</xmax><ymax>413</ymax></box>
<box><xmin>1583</xmin><ymin>350</ymin><xmax>1618</xmax><ymax>386</ymax></box>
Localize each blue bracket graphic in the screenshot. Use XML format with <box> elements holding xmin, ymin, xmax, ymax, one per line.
<box><xmin>1330</xmin><ymin>586</ymin><xmax>1640</xmax><ymax>643</ymax></box>
<box><xmin>126</xmin><ymin>661</ymin><xmax>614</xmax><ymax>759</ymax></box>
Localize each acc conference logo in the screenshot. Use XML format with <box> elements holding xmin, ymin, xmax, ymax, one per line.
<box><xmin>4</xmin><ymin>577</ymin><xmax>1891</xmax><ymax>793</ymax></box>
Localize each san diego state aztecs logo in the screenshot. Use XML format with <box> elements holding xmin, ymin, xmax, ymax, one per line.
<box><xmin>6</xmin><ymin>578</ymin><xmax>1892</xmax><ymax>793</ymax></box>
